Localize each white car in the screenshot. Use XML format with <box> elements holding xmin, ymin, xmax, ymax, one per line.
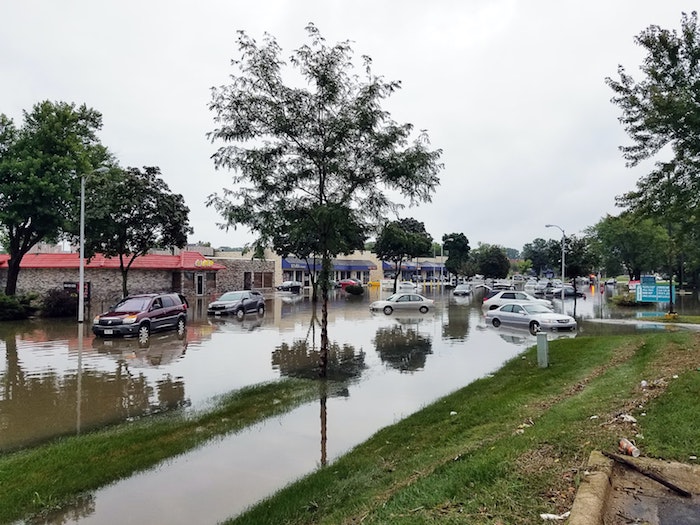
<box><xmin>485</xmin><ymin>303</ymin><xmax>577</xmax><ymax>334</ymax></box>
<box><xmin>482</xmin><ymin>290</ymin><xmax>553</xmax><ymax>310</ymax></box>
<box><xmin>369</xmin><ymin>292</ymin><xmax>434</xmax><ymax>315</ymax></box>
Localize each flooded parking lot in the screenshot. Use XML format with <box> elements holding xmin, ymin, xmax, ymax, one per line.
<box><xmin>2</xmin><ymin>284</ymin><xmax>699</xmax><ymax>523</ymax></box>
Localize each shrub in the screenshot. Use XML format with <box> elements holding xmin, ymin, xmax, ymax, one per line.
<box><xmin>41</xmin><ymin>288</ymin><xmax>78</xmax><ymax>318</ymax></box>
<box><xmin>0</xmin><ymin>293</ymin><xmax>30</xmax><ymax>321</ymax></box>
<box><xmin>345</xmin><ymin>284</ymin><xmax>364</xmax><ymax>296</ymax></box>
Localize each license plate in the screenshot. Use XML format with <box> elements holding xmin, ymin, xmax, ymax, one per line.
<box><xmin>103</xmin><ymin>329</ymin><xmax>113</xmax><ymax>335</ymax></box>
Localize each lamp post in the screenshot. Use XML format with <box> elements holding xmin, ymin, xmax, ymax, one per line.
<box><xmin>545</xmin><ymin>224</ymin><xmax>565</xmax><ymax>305</ymax></box>
<box><xmin>78</xmin><ymin>167</ymin><xmax>108</xmax><ymax>323</ymax></box>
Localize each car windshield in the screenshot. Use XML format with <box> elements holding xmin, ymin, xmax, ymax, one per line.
<box><xmin>523</xmin><ymin>304</ymin><xmax>553</xmax><ymax>314</ymax></box>
<box><xmin>219</xmin><ymin>292</ymin><xmax>244</xmax><ymax>301</ymax></box>
<box><xmin>113</xmin><ymin>297</ymin><xmax>150</xmax><ymax>312</ymax></box>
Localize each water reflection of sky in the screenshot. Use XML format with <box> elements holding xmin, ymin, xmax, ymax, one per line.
<box><xmin>3</xmin><ymin>287</ymin><xmax>700</xmax><ymax>523</ymax></box>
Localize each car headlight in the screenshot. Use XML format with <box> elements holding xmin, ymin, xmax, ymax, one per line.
<box><xmin>122</xmin><ymin>315</ymin><xmax>138</xmax><ymax>324</ymax></box>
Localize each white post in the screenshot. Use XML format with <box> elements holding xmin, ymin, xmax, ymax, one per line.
<box><xmin>78</xmin><ymin>173</ymin><xmax>86</xmax><ymax>323</ymax></box>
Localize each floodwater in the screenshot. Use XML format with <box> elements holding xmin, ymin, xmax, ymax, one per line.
<box><xmin>1</xmin><ymin>284</ymin><xmax>698</xmax><ymax>524</ymax></box>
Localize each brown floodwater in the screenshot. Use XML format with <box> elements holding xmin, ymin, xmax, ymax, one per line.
<box><xmin>1</xmin><ymin>284</ymin><xmax>698</xmax><ymax>523</ymax></box>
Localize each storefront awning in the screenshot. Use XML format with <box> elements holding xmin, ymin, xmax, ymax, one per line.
<box><xmin>282</xmin><ymin>258</ymin><xmax>376</xmax><ymax>271</ymax></box>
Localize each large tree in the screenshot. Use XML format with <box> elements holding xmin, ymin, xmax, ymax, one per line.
<box><xmin>472</xmin><ymin>244</ymin><xmax>510</xmax><ymax>279</ymax></box>
<box><xmin>442</xmin><ymin>233</ymin><xmax>471</xmax><ymax>279</ymax></box>
<box><xmin>521</xmin><ymin>238</ymin><xmax>556</xmax><ymax>277</ymax></box>
<box><xmin>606</xmin><ymin>11</ymin><xmax>700</xmax><ymax>311</ymax></box>
<box><xmin>207</xmin><ymin>25</ymin><xmax>442</xmax><ymax>376</ymax></box>
<box><xmin>374</xmin><ymin>218</ymin><xmax>432</xmax><ymax>292</ymax></box>
<box><xmin>0</xmin><ymin>101</ymin><xmax>106</xmax><ymax>295</ymax></box>
<box><xmin>588</xmin><ymin>213</ymin><xmax>668</xmax><ymax>280</ymax></box>
<box><xmin>80</xmin><ymin>166</ymin><xmax>192</xmax><ymax>297</ymax></box>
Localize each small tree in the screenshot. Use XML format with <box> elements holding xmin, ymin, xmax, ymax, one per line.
<box><xmin>207</xmin><ymin>25</ymin><xmax>442</xmax><ymax>376</ymax></box>
<box><xmin>472</xmin><ymin>244</ymin><xmax>510</xmax><ymax>279</ymax></box>
<box><xmin>374</xmin><ymin>218</ymin><xmax>432</xmax><ymax>292</ymax></box>
<box><xmin>80</xmin><ymin>166</ymin><xmax>192</xmax><ymax>297</ymax></box>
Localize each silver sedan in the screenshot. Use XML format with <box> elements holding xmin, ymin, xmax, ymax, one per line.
<box><xmin>369</xmin><ymin>293</ymin><xmax>434</xmax><ymax>315</ymax></box>
<box><xmin>485</xmin><ymin>302</ymin><xmax>577</xmax><ymax>334</ymax></box>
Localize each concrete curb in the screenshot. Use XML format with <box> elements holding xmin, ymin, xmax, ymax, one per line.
<box><xmin>567</xmin><ymin>451</ymin><xmax>613</xmax><ymax>525</ymax></box>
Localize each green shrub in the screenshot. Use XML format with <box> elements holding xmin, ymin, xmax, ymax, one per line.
<box><xmin>345</xmin><ymin>284</ymin><xmax>364</xmax><ymax>295</ymax></box>
<box><xmin>0</xmin><ymin>294</ymin><xmax>30</xmax><ymax>321</ymax></box>
<box><xmin>41</xmin><ymin>288</ymin><xmax>78</xmax><ymax>318</ymax></box>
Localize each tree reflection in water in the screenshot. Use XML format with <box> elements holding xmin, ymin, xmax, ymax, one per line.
<box><xmin>373</xmin><ymin>319</ymin><xmax>433</xmax><ymax>372</ymax></box>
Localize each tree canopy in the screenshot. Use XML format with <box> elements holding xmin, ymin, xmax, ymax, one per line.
<box><xmin>81</xmin><ymin>166</ymin><xmax>192</xmax><ymax>297</ymax></box>
<box><xmin>374</xmin><ymin>218</ymin><xmax>432</xmax><ymax>291</ymax></box>
<box><xmin>442</xmin><ymin>233</ymin><xmax>471</xmax><ymax>278</ymax></box>
<box><xmin>0</xmin><ymin>101</ymin><xmax>107</xmax><ymax>295</ymax></box>
<box><xmin>471</xmin><ymin>244</ymin><xmax>510</xmax><ymax>279</ymax></box>
<box><xmin>207</xmin><ymin>25</ymin><xmax>442</xmax><ymax>375</ymax></box>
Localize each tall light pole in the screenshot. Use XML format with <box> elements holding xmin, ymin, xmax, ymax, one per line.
<box><xmin>78</xmin><ymin>167</ymin><xmax>108</xmax><ymax>323</ymax></box>
<box><xmin>545</xmin><ymin>224</ymin><xmax>565</xmax><ymax>304</ymax></box>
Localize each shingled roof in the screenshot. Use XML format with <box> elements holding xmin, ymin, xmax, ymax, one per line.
<box><xmin>0</xmin><ymin>251</ymin><xmax>226</xmax><ymax>271</ymax></box>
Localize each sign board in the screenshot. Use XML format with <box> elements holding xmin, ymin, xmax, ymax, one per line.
<box><xmin>64</xmin><ymin>281</ymin><xmax>91</xmax><ymax>301</ymax></box>
<box><xmin>640</xmin><ymin>275</ymin><xmax>656</xmax><ymax>285</ymax></box>
<box><xmin>635</xmin><ymin>284</ymin><xmax>673</xmax><ymax>303</ymax></box>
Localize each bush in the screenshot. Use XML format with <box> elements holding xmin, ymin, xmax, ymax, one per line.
<box><xmin>41</xmin><ymin>288</ymin><xmax>78</xmax><ymax>318</ymax></box>
<box><xmin>0</xmin><ymin>293</ymin><xmax>30</xmax><ymax>321</ymax></box>
<box><xmin>344</xmin><ymin>284</ymin><xmax>364</xmax><ymax>296</ymax></box>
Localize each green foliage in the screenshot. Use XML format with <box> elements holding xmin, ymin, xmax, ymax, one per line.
<box><xmin>207</xmin><ymin>25</ymin><xmax>441</xmax><ymax>287</ymax></box>
<box><xmin>344</xmin><ymin>284</ymin><xmax>364</xmax><ymax>295</ymax></box>
<box><xmin>471</xmin><ymin>243</ymin><xmax>510</xmax><ymax>278</ymax></box>
<box><xmin>442</xmin><ymin>233</ymin><xmax>470</xmax><ymax>277</ymax></box>
<box><xmin>0</xmin><ymin>293</ymin><xmax>30</xmax><ymax>320</ymax></box>
<box><xmin>78</xmin><ymin>166</ymin><xmax>192</xmax><ymax>297</ymax></box>
<box><xmin>521</xmin><ymin>238</ymin><xmax>558</xmax><ymax>276</ymax></box>
<box><xmin>0</xmin><ymin>101</ymin><xmax>108</xmax><ymax>295</ymax></box>
<box><xmin>40</xmin><ymin>288</ymin><xmax>78</xmax><ymax>318</ymax></box>
<box><xmin>588</xmin><ymin>212</ymin><xmax>668</xmax><ymax>280</ymax></box>
<box><xmin>374</xmin><ymin>218</ymin><xmax>432</xmax><ymax>289</ymax></box>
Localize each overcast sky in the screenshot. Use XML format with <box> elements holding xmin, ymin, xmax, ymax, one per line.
<box><xmin>1</xmin><ymin>1</ymin><xmax>691</xmax><ymax>253</ymax></box>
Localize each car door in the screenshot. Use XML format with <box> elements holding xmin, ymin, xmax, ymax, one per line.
<box><xmin>507</xmin><ymin>304</ymin><xmax>529</xmax><ymax>328</ymax></box>
<box><xmin>149</xmin><ymin>297</ymin><xmax>166</xmax><ymax>331</ymax></box>
<box><xmin>242</xmin><ymin>292</ymin><xmax>254</xmax><ymax>313</ymax></box>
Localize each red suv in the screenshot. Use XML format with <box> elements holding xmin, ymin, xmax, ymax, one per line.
<box><xmin>92</xmin><ymin>293</ymin><xmax>188</xmax><ymax>344</ymax></box>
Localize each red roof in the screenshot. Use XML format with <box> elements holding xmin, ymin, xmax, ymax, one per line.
<box><xmin>0</xmin><ymin>251</ymin><xmax>226</xmax><ymax>271</ymax></box>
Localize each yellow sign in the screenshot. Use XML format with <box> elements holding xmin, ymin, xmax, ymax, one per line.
<box><xmin>194</xmin><ymin>259</ymin><xmax>214</xmax><ymax>268</ymax></box>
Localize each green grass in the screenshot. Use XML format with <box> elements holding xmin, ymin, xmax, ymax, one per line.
<box><xmin>225</xmin><ymin>332</ymin><xmax>700</xmax><ymax>524</ymax></box>
<box><xmin>0</xmin><ymin>378</ymin><xmax>321</xmax><ymax>523</ymax></box>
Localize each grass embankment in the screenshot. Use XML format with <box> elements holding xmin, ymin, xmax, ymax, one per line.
<box><xmin>227</xmin><ymin>331</ymin><xmax>700</xmax><ymax>525</ymax></box>
<box><xmin>0</xmin><ymin>378</ymin><xmax>321</xmax><ymax>523</ymax></box>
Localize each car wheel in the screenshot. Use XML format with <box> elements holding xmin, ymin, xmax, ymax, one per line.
<box><xmin>419</xmin><ymin>306</ymin><xmax>428</xmax><ymax>313</ymax></box>
<box><xmin>383</xmin><ymin>305</ymin><xmax>393</xmax><ymax>315</ymax></box>
<box><xmin>491</xmin><ymin>318</ymin><xmax>501</xmax><ymax>328</ymax></box>
<box><xmin>138</xmin><ymin>323</ymin><xmax>150</xmax><ymax>347</ymax></box>
<box><xmin>236</xmin><ymin>308</ymin><xmax>245</xmax><ymax>320</ymax></box>
<box><xmin>257</xmin><ymin>304</ymin><xmax>265</xmax><ymax>315</ymax></box>
<box><xmin>529</xmin><ymin>321</ymin><xmax>540</xmax><ymax>335</ymax></box>
<box><xmin>176</xmin><ymin>317</ymin><xmax>186</xmax><ymax>338</ymax></box>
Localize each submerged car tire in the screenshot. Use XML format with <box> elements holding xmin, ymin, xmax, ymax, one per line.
<box><xmin>257</xmin><ymin>304</ymin><xmax>265</xmax><ymax>315</ymax></box>
<box><xmin>529</xmin><ymin>321</ymin><xmax>540</xmax><ymax>335</ymax></box>
<box><xmin>176</xmin><ymin>317</ymin><xmax>186</xmax><ymax>338</ymax></box>
<box><xmin>138</xmin><ymin>323</ymin><xmax>151</xmax><ymax>347</ymax></box>
<box><xmin>236</xmin><ymin>308</ymin><xmax>245</xmax><ymax>320</ymax></box>
<box><xmin>491</xmin><ymin>318</ymin><xmax>501</xmax><ymax>328</ymax></box>
<box><xmin>383</xmin><ymin>305</ymin><xmax>393</xmax><ymax>315</ymax></box>
<box><xmin>419</xmin><ymin>306</ymin><xmax>429</xmax><ymax>313</ymax></box>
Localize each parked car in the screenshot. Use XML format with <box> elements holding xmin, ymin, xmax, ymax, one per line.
<box><xmin>207</xmin><ymin>290</ymin><xmax>265</xmax><ymax>318</ymax></box>
<box><xmin>545</xmin><ymin>285</ymin><xmax>584</xmax><ymax>298</ymax></box>
<box><xmin>482</xmin><ymin>290</ymin><xmax>553</xmax><ymax>310</ymax></box>
<box><xmin>397</xmin><ymin>281</ymin><xmax>418</xmax><ymax>291</ymax></box>
<box><xmin>92</xmin><ymin>292</ymin><xmax>188</xmax><ymax>345</ymax></box>
<box><xmin>276</xmin><ymin>281</ymin><xmax>303</xmax><ymax>293</ymax></box>
<box><xmin>453</xmin><ymin>283</ymin><xmax>472</xmax><ymax>296</ymax></box>
<box><xmin>369</xmin><ymin>292</ymin><xmax>434</xmax><ymax>315</ymax></box>
<box><xmin>485</xmin><ymin>302</ymin><xmax>577</xmax><ymax>334</ymax></box>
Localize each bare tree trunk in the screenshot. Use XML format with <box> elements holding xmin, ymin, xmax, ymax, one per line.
<box><xmin>319</xmin><ymin>256</ymin><xmax>331</xmax><ymax>378</ymax></box>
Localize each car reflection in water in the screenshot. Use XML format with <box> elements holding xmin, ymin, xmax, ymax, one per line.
<box><xmin>487</xmin><ymin>325</ymin><xmax>578</xmax><ymax>346</ymax></box>
<box><xmin>208</xmin><ymin>312</ymin><xmax>266</xmax><ymax>333</ymax></box>
<box><xmin>91</xmin><ymin>329</ymin><xmax>188</xmax><ymax>367</ymax></box>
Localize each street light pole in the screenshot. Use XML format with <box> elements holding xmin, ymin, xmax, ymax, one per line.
<box><xmin>78</xmin><ymin>167</ymin><xmax>108</xmax><ymax>323</ymax></box>
<box><xmin>545</xmin><ymin>224</ymin><xmax>565</xmax><ymax>304</ymax></box>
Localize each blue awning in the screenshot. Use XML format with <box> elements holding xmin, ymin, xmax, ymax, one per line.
<box><xmin>282</xmin><ymin>258</ymin><xmax>376</xmax><ymax>271</ymax></box>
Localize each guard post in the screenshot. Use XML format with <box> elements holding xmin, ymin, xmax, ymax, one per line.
<box><xmin>537</xmin><ymin>332</ymin><xmax>549</xmax><ymax>368</ymax></box>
